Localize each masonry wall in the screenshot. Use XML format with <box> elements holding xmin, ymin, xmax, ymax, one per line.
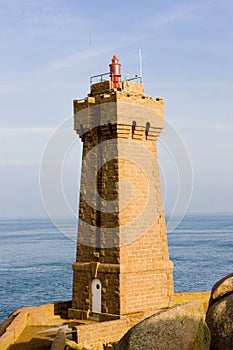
<box><xmin>117</xmin><ymin>136</ymin><xmax>174</xmax><ymax>315</ymax></box>
<box><xmin>74</xmin><ymin>317</ymin><xmax>140</xmax><ymax>350</ymax></box>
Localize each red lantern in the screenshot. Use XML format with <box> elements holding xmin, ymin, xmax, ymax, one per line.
<box><xmin>109</xmin><ymin>54</ymin><xmax>121</xmax><ymax>90</ymax></box>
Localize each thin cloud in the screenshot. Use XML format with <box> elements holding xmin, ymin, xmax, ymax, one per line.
<box><xmin>147</xmin><ymin>0</ymin><xmax>211</xmax><ymax>28</ymax></box>
<box><xmin>155</xmin><ymin>82</ymin><xmax>233</xmax><ymax>89</ymax></box>
<box><xmin>0</xmin><ymin>81</ymin><xmax>85</xmax><ymax>96</ymax></box>
<box><xmin>0</xmin><ymin>82</ymin><xmax>32</xmax><ymax>95</ymax></box>
<box><xmin>0</xmin><ymin>127</ymin><xmax>54</xmax><ymax>134</ymax></box>
<box><xmin>0</xmin><ymin>127</ymin><xmax>55</xmax><ymax>165</ymax></box>
<box><xmin>45</xmin><ymin>46</ymin><xmax>114</xmax><ymax>73</ymax></box>
<box><xmin>209</xmin><ymin>122</ymin><xmax>233</xmax><ymax>132</ymax></box>
<box><xmin>0</xmin><ymin>160</ymin><xmax>39</xmax><ymax>167</ymax></box>
<box><xmin>43</xmin><ymin>3</ymin><xmax>208</xmax><ymax>74</ymax></box>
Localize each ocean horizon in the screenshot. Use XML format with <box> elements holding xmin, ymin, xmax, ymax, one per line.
<box><xmin>0</xmin><ymin>213</ymin><xmax>233</xmax><ymax>323</ymax></box>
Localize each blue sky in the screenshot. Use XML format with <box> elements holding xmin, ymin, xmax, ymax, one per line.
<box><xmin>0</xmin><ymin>0</ymin><xmax>232</xmax><ymax>218</ymax></box>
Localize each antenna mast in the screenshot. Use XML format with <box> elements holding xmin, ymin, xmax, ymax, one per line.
<box><xmin>89</xmin><ymin>35</ymin><xmax>93</xmax><ymax>87</ymax></box>
<box><xmin>139</xmin><ymin>48</ymin><xmax>143</xmax><ymax>82</ymax></box>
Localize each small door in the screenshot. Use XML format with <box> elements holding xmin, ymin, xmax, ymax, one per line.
<box><xmin>92</xmin><ymin>279</ymin><xmax>102</xmax><ymax>313</ymax></box>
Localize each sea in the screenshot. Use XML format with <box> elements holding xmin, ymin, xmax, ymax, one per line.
<box><xmin>0</xmin><ymin>214</ymin><xmax>233</xmax><ymax>323</ymax></box>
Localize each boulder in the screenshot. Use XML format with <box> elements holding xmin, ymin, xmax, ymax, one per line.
<box><xmin>117</xmin><ymin>301</ymin><xmax>210</xmax><ymax>350</ymax></box>
<box><xmin>206</xmin><ymin>272</ymin><xmax>233</xmax><ymax>350</ymax></box>
<box><xmin>208</xmin><ymin>272</ymin><xmax>233</xmax><ymax>308</ymax></box>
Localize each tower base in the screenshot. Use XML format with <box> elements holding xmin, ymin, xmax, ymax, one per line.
<box><xmin>69</xmin><ymin>259</ymin><xmax>174</xmax><ymax>322</ymax></box>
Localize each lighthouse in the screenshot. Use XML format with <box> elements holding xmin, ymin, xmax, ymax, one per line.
<box><xmin>68</xmin><ymin>55</ymin><xmax>174</xmax><ymax>321</ymax></box>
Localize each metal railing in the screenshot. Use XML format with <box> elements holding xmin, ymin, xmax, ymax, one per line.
<box><xmin>122</xmin><ymin>73</ymin><xmax>142</xmax><ymax>83</ymax></box>
<box><xmin>90</xmin><ymin>72</ymin><xmax>110</xmax><ymax>85</ymax></box>
<box><xmin>90</xmin><ymin>72</ymin><xmax>142</xmax><ymax>86</ymax></box>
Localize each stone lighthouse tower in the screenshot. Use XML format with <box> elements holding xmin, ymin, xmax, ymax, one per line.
<box><xmin>69</xmin><ymin>55</ymin><xmax>174</xmax><ymax>321</ymax></box>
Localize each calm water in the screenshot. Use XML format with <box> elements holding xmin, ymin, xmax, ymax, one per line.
<box><xmin>0</xmin><ymin>214</ymin><xmax>233</xmax><ymax>323</ymax></box>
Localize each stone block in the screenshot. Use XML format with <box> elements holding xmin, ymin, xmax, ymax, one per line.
<box><xmin>50</xmin><ymin>329</ymin><xmax>66</xmax><ymax>350</ymax></box>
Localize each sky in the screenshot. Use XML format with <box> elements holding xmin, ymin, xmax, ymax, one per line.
<box><xmin>0</xmin><ymin>0</ymin><xmax>232</xmax><ymax>220</ymax></box>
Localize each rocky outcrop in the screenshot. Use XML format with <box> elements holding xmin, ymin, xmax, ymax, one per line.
<box><xmin>117</xmin><ymin>301</ymin><xmax>210</xmax><ymax>350</ymax></box>
<box><xmin>206</xmin><ymin>273</ymin><xmax>233</xmax><ymax>350</ymax></box>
